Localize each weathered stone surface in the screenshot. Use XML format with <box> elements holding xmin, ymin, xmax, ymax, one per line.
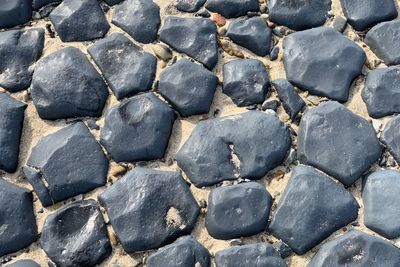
<box><xmin>283</xmin><ymin>27</ymin><xmax>366</xmax><ymax>102</ymax></box>
<box><xmin>298</xmin><ymin>101</ymin><xmax>381</xmax><ymax>186</ymax></box>
<box><xmin>98</xmin><ymin>168</ymin><xmax>199</xmax><ymax>252</ymax></box>
<box><xmin>50</xmin><ymin>0</ymin><xmax>109</xmax><ymax>42</ymax></box>
<box><xmin>272</xmin><ymin>79</ymin><xmax>305</xmax><ymax>120</ymax></box>
<box><xmin>226</xmin><ymin>17</ymin><xmax>272</xmax><ymax>56</ymax></box>
<box><xmin>158</xmin><ymin>59</ymin><xmax>217</xmax><ymax>116</ymax></box>
<box><xmin>308</xmin><ymin>230</ymin><xmax>400</xmax><ymax>267</ymax></box>
<box><xmin>0</xmin><ymin>29</ymin><xmax>44</xmax><ymax>92</ymax></box>
<box><xmin>0</xmin><ymin>0</ymin><xmax>31</xmax><ymax>28</ymax></box>
<box><xmin>41</xmin><ymin>200</ymin><xmax>111</xmax><ymax>267</ymax></box>
<box><xmin>160</xmin><ymin>16</ymin><xmax>218</xmax><ymax>69</ymax></box>
<box><xmin>112</xmin><ymin>0</ymin><xmax>160</xmax><ymax>43</ymax></box>
<box><xmin>100</xmin><ymin>93</ymin><xmax>176</xmax><ymax>163</ymax></box>
<box><xmin>381</xmin><ymin>115</ymin><xmax>400</xmax><ymax>163</ymax></box>
<box><xmin>88</xmin><ymin>33</ymin><xmax>157</xmax><ymax>100</ymax></box>
<box><xmin>205</xmin><ymin>182</ymin><xmax>272</xmax><ymax>239</ymax></box>
<box><xmin>5</xmin><ymin>260</ymin><xmax>40</xmax><ymax>267</ymax></box>
<box><xmin>269</xmin><ymin>165</ymin><xmax>359</xmax><ymax>254</ymax></box>
<box><xmin>175</xmin><ymin>0</ymin><xmax>206</xmax><ymax>12</ymax></box>
<box><xmin>205</xmin><ymin>0</ymin><xmax>259</xmax><ymax>18</ymax></box>
<box><xmin>223</xmin><ymin>59</ymin><xmax>270</xmax><ymax>107</ymax></box>
<box><xmin>147</xmin><ymin>236</ymin><xmax>210</xmax><ymax>267</ymax></box>
<box><xmin>31</xmin><ymin>47</ymin><xmax>109</xmax><ymax>120</ymax></box>
<box><xmin>0</xmin><ymin>94</ymin><xmax>26</xmax><ymax>173</ymax></box>
<box><xmin>24</xmin><ymin>122</ymin><xmax>108</xmax><ymax>207</ymax></box>
<box><xmin>176</xmin><ymin>111</ymin><xmax>290</xmax><ymax>187</ymax></box>
<box><xmin>0</xmin><ymin>178</ymin><xmax>37</xmax><ymax>257</ymax></box>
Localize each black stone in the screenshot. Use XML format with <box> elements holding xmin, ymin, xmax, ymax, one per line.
<box><xmin>268</xmin><ymin>0</ymin><xmax>331</xmax><ymax>30</ymax></box>
<box><xmin>223</xmin><ymin>59</ymin><xmax>270</xmax><ymax>107</ymax></box>
<box><xmin>176</xmin><ymin>0</ymin><xmax>206</xmax><ymax>12</ymax></box>
<box><xmin>176</xmin><ymin>111</ymin><xmax>291</xmax><ymax>187</ymax></box>
<box><xmin>5</xmin><ymin>260</ymin><xmax>40</xmax><ymax>267</ymax></box>
<box><xmin>0</xmin><ymin>93</ymin><xmax>26</xmax><ymax>173</ymax></box>
<box><xmin>100</xmin><ymin>93</ymin><xmax>176</xmax><ymax>163</ymax></box>
<box><xmin>147</xmin><ymin>236</ymin><xmax>210</xmax><ymax>267</ymax></box>
<box><xmin>32</xmin><ymin>0</ymin><xmax>60</xmax><ymax>10</ymax></box>
<box><xmin>272</xmin><ymin>241</ymin><xmax>293</xmax><ymax>258</ymax></box>
<box><xmin>340</xmin><ymin>0</ymin><xmax>397</xmax><ymax>31</ymax></box>
<box><xmin>269</xmin><ymin>165</ymin><xmax>359</xmax><ymax>255</ymax></box>
<box><xmin>205</xmin><ymin>0</ymin><xmax>259</xmax><ymax>18</ymax></box>
<box><xmin>332</xmin><ymin>16</ymin><xmax>347</xmax><ymax>33</ymax></box>
<box><xmin>103</xmin><ymin>0</ymin><xmax>123</xmax><ymax>6</ymax></box>
<box><xmin>112</xmin><ymin>0</ymin><xmax>160</xmax><ymax>44</ymax></box>
<box><xmin>50</xmin><ymin>0</ymin><xmax>109</xmax><ymax>42</ymax></box>
<box><xmin>0</xmin><ymin>0</ymin><xmax>31</xmax><ymax>28</ymax></box>
<box><xmin>160</xmin><ymin>16</ymin><xmax>218</xmax><ymax>69</ymax></box>
<box><xmin>270</xmin><ymin>46</ymin><xmax>279</xmax><ymax>61</ymax></box>
<box><xmin>158</xmin><ymin>59</ymin><xmax>217</xmax><ymax>116</ymax></box>
<box><xmin>226</xmin><ymin>17</ymin><xmax>272</xmax><ymax>56</ymax></box>
<box><xmin>24</xmin><ymin>122</ymin><xmax>108</xmax><ymax>207</ymax></box>
<box><xmin>0</xmin><ymin>178</ymin><xmax>37</xmax><ymax>257</ymax></box>
<box><xmin>272</xmin><ymin>79</ymin><xmax>305</xmax><ymax>120</ymax></box>
<box><xmin>261</xmin><ymin>99</ymin><xmax>279</xmax><ymax>111</ymax></box>
<box><xmin>283</xmin><ymin>27</ymin><xmax>366</xmax><ymax>102</ymax></box>
<box><xmin>98</xmin><ymin>168</ymin><xmax>199</xmax><ymax>252</ymax></box>
<box><xmin>0</xmin><ymin>29</ymin><xmax>44</xmax><ymax>93</ymax></box>
<box><xmin>88</xmin><ymin>33</ymin><xmax>157</xmax><ymax>100</ymax></box>
<box><xmin>308</xmin><ymin>230</ymin><xmax>400</xmax><ymax>267</ymax></box>
<box><xmin>31</xmin><ymin>47</ymin><xmax>109</xmax><ymax>120</ymax></box>
<box><xmin>298</xmin><ymin>101</ymin><xmax>381</xmax><ymax>186</ymax></box>
<box><xmin>381</xmin><ymin>115</ymin><xmax>400</xmax><ymax>163</ymax></box>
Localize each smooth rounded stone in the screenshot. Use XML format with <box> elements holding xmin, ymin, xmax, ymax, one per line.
<box><xmin>381</xmin><ymin>116</ymin><xmax>400</xmax><ymax>163</ymax></box>
<box><xmin>205</xmin><ymin>0</ymin><xmax>259</xmax><ymax>18</ymax></box>
<box><xmin>0</xmin><ymin>94</ymin><xmax>26</xmax><ymax>173</ymax></box>
<box><xmin>283</xmin><ymin>27</ymin><xmax>366</xmax><ymax>102</ymax></box>
<box><xmin>112</xmin><ymin>0</ymin><xmax>160</xmax><ymax>44</ymax></box>
<box><xmin>268</xmin><ymin>0</ymin><xmax>331</xmax><ymax>31</ymax></box>
<box><xmin>175</xmin><ymin>0</ymin><xmax>206</xmax><ymax>12</ymax></box>
<box><xmin>50</xmin><ymin>0</ymin><xmax>109</xmax><ymax>42</ymax></box>
<box><xmin>308</xmin><ymin>230</ymin><xmax>400</xmax><ymax>267</ymax></box>
<box><xmin>158</xmin><ymin>59</ymin><xmax>218</xmax><ymax>117</ymax></box>
<box><xmin>147</xmin><ymin>236</ymin><xmax>210</xmax><ymax>267</ymax></box>
<box><xmin>41</xmin><ymin>200</ymin><xmax>111</xmax><ymax>267</ymax></box>
<box><xmin>98</xmin><ymin>168</ymin><xmax>200</xmax><ymax>252</ymax></box>
<box><xmin>100</xmin><ymin>93</ymin><xmax>176</xmax><ymax>163</ymax></box>
<box><xmin>226</xmin><ymin>17</ymin><xmax>272</xmax><ymax>56</ymax></box>
<box><xmin>269</xmin><ymin>165</ymin><xmax>359</xmax><ymax>255</ymax></box>
<box><xmin>362</xmin><ymin>66</ymin><xmax>400</xmax><ymax>118</ymax></box>
<box><xmin>297</xmin><ymin>101</ymin><xmax>381</xmax><ymax>186</ymax></box>
<box><xmin>5</xmin><ymin>260</ymin><xmax>40</xmax><ymax>267</ymax></box>
<box><xmin>270</xmin><ymin>46</ymin><xmax>279</xmax><ymax>61</ymax></box>
<box><xmin>88</xmin><ymin>33</ymin><xmax>157</xmax><ymax>100</ymax></box>
<box><xmin>205</xmin><ymin>182</ymin><xmax>272</xmax><ymax>239</ymax></box>
<box><xmin>215</xmin><ymin>243</ymin><xmax>287</xmax><ymax>267</ymax></box>
<box><xmin>160</xmin><ymin>16</ymin><xmax>218</xmax><ymax>69</ymax></box>
<box><xmin>0</xmin><ymin>178</ymin><xmax>37</xmax><ymax>257</ymax></box>
<box><xmin>340</xmin><ymin>0</ymin><xmax>397</xmax><ymax>31</ymax></box>
<box><xmin>32</xmin><ymin>0</ymin><xmax>60</xmax><ymax>10</ymax></box>
<box><xmin>0</xmin><ymin>0</ymin><xmax>31</xmax><ymax>28</ymax></box>
<box><xmin>23</xmin><ymin>122</ymin><xmax>108</xmax><ymax>207</ymax></box>
<box><xmin>272</xmin><ymin>79</ymin><xmax>305</xmax><ymax>120</ymax></box>
<box><xmin>223</xmin><ymin>59</ymin><xmax>270</xmax><ymax>107</ymax></box>
<box><xmin>176</xmin><ymin>111</ymin><xmax>291</xmax><ymax>187</ymax></box>
<box><xmin>31</xmin><ymin>47</ymin><xmax>109</xmax><ymax>120</ymax></box>
<box><xmin>332</xmin><ymin>16</ymin><xmax>347</xmax><ymax>33</ymax></box>
<box><xmin>0</xmin><ymin>29</ymin><xmax>44</xmax><ymax>93</ymax></box>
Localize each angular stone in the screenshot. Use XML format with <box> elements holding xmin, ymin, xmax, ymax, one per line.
<box><xmin>50</xmin><ymin>0</ymin><xmax>109</xmax><ymax>42</ymax></box>
<box><xmin>88</xmin><ymin>33</ymin><xmax>157</xmax><ymax>100</ymax></box>
<box><xmin>0</xmin><ymin>179</ymin><xmax>37</xmax><ymax>257</ymax></box>
<box><xmin>308</xmin><ymin>230</ymin><xmax>400</xmax><ymax>267</ymax></box>
<box><xmin>205</xmin><ymin>182</ymin><xmax>272</xmax><ymax>239</ymax></box>
<box><xmin>31</xmin><ymin>47</ymin><xmax>109</xmax><ymax>120</ymax></box>
<box><xmin>160</xmin><ymin>16</ymin><xmax>218</xmax><ymax>69</ymax></box>
<box><xmin>205</xmin><ymin>0</ymin><xmax>259</xmax><ymax>18</ymax></box>
<box><xmin>158</xmin><ymin>59</ymin><xmax>217</xmax><ymax>116</ymax></box>
<box><xmin>223</xmin><ymin>59</ymin><xmax>270</xmax><ymax>107</ymax></box>
<box><xmin>215</xmin><ymin>243</ymin><xmax>287</xmax><ymax>267</ymax></box>
<box><xmin>112</xmin><ymin>0</ymin><xmax>160</xmax><ymax>44</ymax></box>
<box><xmin>177</xmin><ymin>111</ymin><xmax>290</xmax><ymax>187</ymax></box>
<box><xmin>332</xmin><ymin>16</ymin><xmax>347</xmax><ymax>33</ymax></box>
<box><xmin>226</xmin><ymin>17</ymin><xmax>272</xmax><ymax>56</ymax></box>
<box><xmin>0</xmin><ymin>94</ymin><xmax>26</xmax><ymax>173</ymax></box>
<box><xmin>147</xmin><ymin>236</ymin><xmax>210</xmax><ymax>267</ymax></box>
<box><xmin>0</xmin><ymin>29</ymin><xmax>44</xmax><ymax>92</ymax></box>
<box><xmin>272</xmin><ymin>79</ymin><xmax>305</xmax><ymax>120</ymax></box>
<box><xmin>268</xmin><ymin>0</ymin><xmax>331</xmax><ymax>31</ymax></box>
<box><xmin>0</xmin><ymin>0</ymin><xmax>31</xmax><ymax>28</ymax></box>
<box><xmin>99</xmin><ymin>168</ymin><xmax>199</xmax><ymax>252</ymax></box>
<box><xmin>32</xmin><ymin>0</ymin><xmax>61</xmax><ymax>10</ymax></box>
<box><xmin>24</xmin><ymin>122</ymin><xmax>108</xmax><ymax>207</ymax></box>
<box><xmin>340</xmin><ymin>0</ymin><xmax>397</xmax><ymax>31</ymax></box>
<box><xmin>269</xmin><ymin>165</ymin><xmax>359</xmax><ymax>255</ymax></box>
<box><xmin>175</xmin><ymin>0</ymin><xmax>206</xmax><ymax>12</ymax></box>
<box><xmin>381</xmin><ymin>116</ymin><xmax>400</xmax><ymax>163</ymax></box>
<box><xmin>297</xmin><ymin>101</ymin><xmax>381</xmax><ymax>186</ymax></box>
<box><xmin>283</xmin><ymin>27</ymin><xmax>366</xmax><ymax>102</ymax></box>
<box><xmin>5</xmin><ymin>260</ymin><xmax>40</xmax><ymax>267</ymax></box>
<box><xmin>100</xmin><ymin>93</ymin><xmax>176</xmax><ymax>163</ymax></box>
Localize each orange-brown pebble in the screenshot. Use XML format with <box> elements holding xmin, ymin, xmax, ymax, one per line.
<box><xmin>211</xmin><ymin>13</ymin><xmax>226</xmax><ymax>27</ymax></box>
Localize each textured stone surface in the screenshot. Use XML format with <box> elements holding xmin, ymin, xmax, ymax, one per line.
<box><xmin>175</xmin><ymin>0</ymin><xmax>206</xmax><ymax>12</ymax></box>
<box><xmin>272</xmin><ymin>79</ymin><xmax>305</xmax><ymax>120</ymax></box>
<box><xmin>298</xmin><ymin>101</ymin><xmax>381</xmax><ymax>186</ymax></box>
<box><xmin>283</xmin><ymin>27</ymin><xmax>366</xmax><ymax>102</ymax></box>
<box><xmin>0</xmin><ymin>0</ymin><xmax>31</xmax><ymax>28</ymax></box>
<box><xmin>205</xmin><ymin>0</ymin><xmax>259</xmax><ymax>18</ymax></box>
<box><xmin>5</xmin><ymin>260</ymin><xmax>40</xmax><ymax>267</ymax></box>
<box><xmin>381</xmin><ymin>115</ymin><xmax>400</xmax><ymax>163</ymax></box>
<box><xmin>88</xmin><ymin>33</ymin><xmax>157</xmax><ymax>100</ymax></box>
<box><xmin>32</xmin><ymin>0</ymin><xmax>61</xmax><ymax>10</ymax></box>
<box><xmin>269</xmin><ymin>165</ymin><xmax>359</xmax><ymax>254</ymax></box>
<box><xmin>98</xmin><ymin>168</ymin><xmax>199</xmax><ymax>252</ymax></box>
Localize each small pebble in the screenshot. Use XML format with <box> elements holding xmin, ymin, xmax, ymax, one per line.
<box><xmin>261</xmin><ymin>99</ymin><xmax>279</xmax><ymax>111</ymax></box>
<box><xmin>211</xmin><ymin>13</ymin><xmax>226</xmax><ymax>27</ymax></box>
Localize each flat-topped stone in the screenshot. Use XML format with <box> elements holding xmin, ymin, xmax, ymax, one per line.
<box><xmin>5</xmin><ymin>260</ymin><xmax>40</xmax><ymax>267</ymax></box>
<box><xmin>381</xmin><ymin>115</ymin><xmax>400</xmax><ymax>163</ymax></box>
<box><xmin>175</xmin><ymin>0</ymin><xmax>206</xmax><ymax>12</ymax></box>
<box><xmin>205</xmin><ymin>0</ymin><xmax>259</xmax><ymax>18</ymax></box>
<box><xmin>0</xmin><ymin>0</ymin><xmax>31</xmax><ymax>28</ymax></box>
<box><xmin>272</xmin><ymin>79</ymin><xmax>305</xmax><ymax>120</ymax></box>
